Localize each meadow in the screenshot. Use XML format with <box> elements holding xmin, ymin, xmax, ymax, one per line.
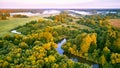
<box><xmin>0</xmin><ymin>16</ymin><xmax>40</xmax><ymax>37</ymax></box>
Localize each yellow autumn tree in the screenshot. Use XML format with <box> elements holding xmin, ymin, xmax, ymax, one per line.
<box><xmin>113</xmin><ymin>38</ymin><xmax>120</xmax><ymax>52</ymax></box>
<box><xmin>108</xmin><ymin>29</ymin><xmax>117</xmax><ymax>39</ymax></box>
<box><xmin>99</xmin><ymin>55</ymin><xmax>107</xmax><ymax>65</ymax></box>
<box><xmin>111</xmin><ymin>53</ymin><xmax>120</xmax><ymax>64</ymax></box>
<box><xmin>50</xmin><ymin>42</ymin><xmax>58</xmax><ymax>49</ymax></box>
<box><xmin>68</xmin><ymin>47</ymin><xmax>75</xmax><ymax>54</ymax></box>
<box><xmin>88</xmin><ymin>33</ymin><xmax>97</xmax><ymax>53</ymax></box>
<box><xmin>43</xmin><ymin>43</ymin><xmax>51</xmax><ymax>50</ymax></box>
<box><xmin>91</xmin><ymin>20</ymin><xmax>96</xmax><ymax>25</ymax></box>
<box><xmin>39</xmin><ymin>32</ymin><xmax>53</xmax><ymax>42</ymax></box>
<box><xmin>43</xmin><ymin>42</ymin><xmax>57</xmax><ymax>50</ymax></box>
<box><xmin>45</xmin><ymin>26</ymin><xmax>53</xmax><ymax>32</ymax></box>
<box><xmin>90</xmin><ymin>33</ymin><xmax>97</xmax><ymax>45</ymax></box>
<box><xmin>103</xmin><ymin>46</ymin><xmax>110</xmax><ymax>55</ymax></box>
<box><xmin>22</xmin><ymin>37</ymin><xmax>30</xmax><ymax>44</ymax></box>
<box><xmin>54</xmin><ymin>15</ymin><xmax>61</xmax><ymax>22</ymax></box>
<box><xmin>38</xmin><ymin>17</ymin><xmax>44</xmax><ymax>23</ymax></box>
<box><xmin>51</xmin><ymin>63</ymin><xmax>59</xmax><ymax>68</ymax></box>
<box><xmin>19</xmin><ymin>42</ymin><xmax>29</xmax><ymax>49</ymax></box>
<box><xmin>14</xmin><ymin>34</ymin><xmax>23</xmax><ymax>40</ymax></box>
<box><xmin>48</xmin><ymin>55</ymin><xmax>56</xmax><ymax>62</ymax></box>
<box><xmin>80</xmin><ymin>34</ymin><xmax>92</xmax><ymax>53</ymax></box>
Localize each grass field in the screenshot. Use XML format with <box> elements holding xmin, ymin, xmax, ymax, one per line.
<box><xmin>0</xmin><ymin>16</ymin><xmax>40</xmax><ymax>37</ymax></box>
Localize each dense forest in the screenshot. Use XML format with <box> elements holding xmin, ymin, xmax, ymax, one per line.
<box><xmin>0</xmin><ymin>10</ymin><xmax>120</xmax><ymax>68</ymax></box>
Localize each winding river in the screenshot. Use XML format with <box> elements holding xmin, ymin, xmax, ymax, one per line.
<box><xmin>56</xmin><ymin>38</ymin><xmax>66</xmax><ymax>55</ymax></box>
<box><xmin>57</xmin><ymin>39</ymin><xmax>99</xmax><ymax>68</ymax></box>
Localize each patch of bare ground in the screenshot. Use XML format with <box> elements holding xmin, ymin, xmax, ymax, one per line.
<box><xmin>109</xmin><ymin>19</ymin><xmax>120</xmax><ymax>28</ymax></box>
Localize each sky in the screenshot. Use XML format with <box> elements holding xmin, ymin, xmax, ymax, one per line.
<box><xmin>0</xmin><ymin>0</ymin><xmax>120</xmax><ymax>9</ymax></box>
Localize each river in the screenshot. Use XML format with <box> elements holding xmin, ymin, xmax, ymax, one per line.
<box><xmin>11</xmin><ymin>30</ymin><xmax>21</xmax><ymax>34</ymax></box>
<box><xmin>57</xmin><ymin>39</ymin><xmax>99</xmax><ymax>68</ymax></box>
<box><xmin>56</xmin><ymin>38</ymin><xmax>66</xmax><ymax>55</ymax></box>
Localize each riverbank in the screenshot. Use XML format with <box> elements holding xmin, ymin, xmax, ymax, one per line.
<box><xmin>64</xmin><ymin>52</ymin><xmax>99</xmax><ymax>66</ymax></box>
<box><xmin>56</xmin><ymin>39</ymin><xmax>99</xmax><ymax>68</ymax></box>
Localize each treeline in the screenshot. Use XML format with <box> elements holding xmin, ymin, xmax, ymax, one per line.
<box><xmin>0</xmin><ymin>9</ymin><xmax>43</xmax><ymax>13</ymax></box>
<box><xmin>13</xmin><ymin>14</ymin><xmax>28</xmax><ymax>18</ymax></box>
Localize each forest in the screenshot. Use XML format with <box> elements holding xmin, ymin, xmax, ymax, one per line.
<box><xmin>0</xmin><ymin>10</ymin><xmax>120</xmax><ymax>68</ymax></box>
